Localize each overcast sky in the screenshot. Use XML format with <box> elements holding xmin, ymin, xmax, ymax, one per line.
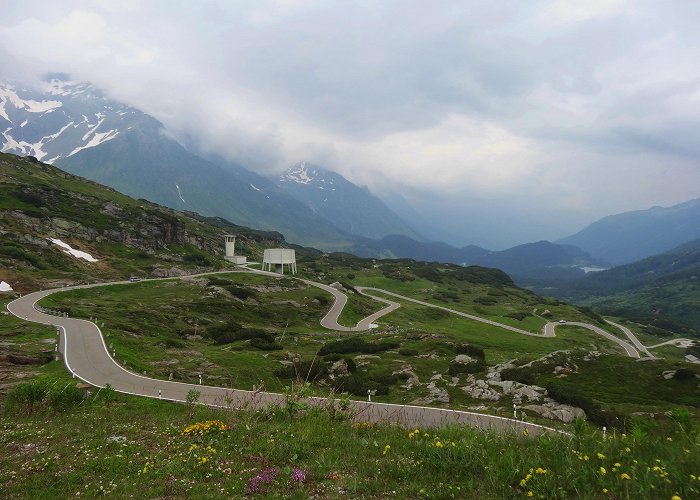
<box><xmin>2</xmin><ymin>0</ymin><xmax>699</xmax><ymax>248</ymax></box>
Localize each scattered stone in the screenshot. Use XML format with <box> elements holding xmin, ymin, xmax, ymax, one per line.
<box><xmin>417</xmin><ymin>351</ymin><xmax>442</xmax><ymax>360</ymax></box>
<box><xmin>554</xmin><ymin>365</ymin><xmax>573</xmax><ymax>375</ymax></box>
<box><xmin>392</xmin><ymin>365</ymin><xmax>420</xmax><ymax>390</ymax></box>
<box><xmin>329</xmin><ymin>359</ymin><xmax>349</xmax><ymax>378</ymax></box>
<box><xmin>520</xmin><ymin>351</ymin><xmax>570</xmax><ymax>369</ymax></box>
<box><xmin>151</xmin><ymin>267</ymin><xmax>188</xmax><ymax>278</ymax></box>
<box><xmin>453</xmin><ymin>354</ymin><xmax>474</xmax><ymax>364</ymax></box>
<box><xmin>412</xmin><ymin>380</ymin><xmax>450</xmax><ymax>405</ymax></box>
<box><xmin>461</xmin><ymin>376</ymin><xmax>501</xmax><ymax>401</ymax></box>
<box><xmin>662</xmin><ymin>370</ymin><xmax>676</xmax><ymax>380</ymax></box>
<box><xmin>354</xmin><ymin>354</ymin><xmax>380</xmax><ymax>367</ymax></box>
<box><xmin>271</xmin><ymin>300</ymin><xmax>301</xmax><ymax>307</ymax></box>
<box><xmin>583</xmin><ymin>350</ymin><xmax>602</xmax><ymax>362</ymax></box>
<box><xmin>522</xmin><ymin>402</ymin><xmax>586</xmax><ymax>423</ymax></box>
<box><xmin>485</xmin><ymin>360</ymin><xmax>517</xmax><ymax>382</ymax></box>
<box><xmin>329</xmin><ymin>282</ymin><xmax>347</xmax><ymax>292</ymax></box>
<box><xmin>107</xmin><ymin>435</ymin><xmax>127</xmax><ymax>443</ymax></box>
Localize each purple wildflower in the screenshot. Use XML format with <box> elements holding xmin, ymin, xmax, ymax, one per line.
<box><xmin>246</xmin><ymin>467</ymin><xmax>278</xmax><ymax>495</ymax></box>
<box><xmin>290</xmin><ymin>468</ymin><xmax>307</xmax><ymax>487</ymax></box>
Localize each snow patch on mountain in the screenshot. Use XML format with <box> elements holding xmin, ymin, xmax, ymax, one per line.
<box><xmin>49</xmin><ymin>238</ymin><xmax>98</xmax><ymax>262</ymax></box>
<box><xmin>250</xmin><ymin>183</ymin><xmax>261</xmax><ymax>191</ymax></box>
<box><xmin>0</xmin><ymin>106</ymin><xmax>9</xmax><ymax>123</ymax></box>
<box><xmin>280</xmin><ymin>161</ymin><xmax>316</xmax><ymax>185</ymax></box>
<box><xmin>0</xmin><ymin>85</ymin><xmax>62</xmax><ymax>114</ymax></box>
<box><xmin>1</xmin><ymin>77</ymin><xmax>141</xmax><ymax>163</ymax></box>
<box><xmin>175</xmin><ymin>184</ymin><xmax>187</xmax><ymax>204</ymax></box>
<box><xmin>68</xmin><ymin>129</ymin><xmax>119</xmax><ymax>157</ymax></box>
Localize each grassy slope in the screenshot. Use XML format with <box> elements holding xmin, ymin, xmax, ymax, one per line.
<box><xmin>38</xmin><ymin>269</ymin><xmax>700</xmax><ymax>418</ymax></box>
<box><xmin>0</xmin><ymin>152</ymin><xmax>282</xmax><ymax>292</ymax></box>
<box><xmin>1</xmin><ymin>368</ymin><xmax>698</xmax><ymax>499</ymax></box>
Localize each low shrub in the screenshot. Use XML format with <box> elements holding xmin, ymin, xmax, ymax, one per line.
<box><xmin>448</xmin><ymin>359</ymin><xmax>486</xmax><ymax>376</ymax></box>
<box><xmin>452</xmin><ymin>343</ymin><xmax>485</xmax><ymax>360</ymax></box>
<box><xmin>274</xmin><ymin>360</ymin><xmax>328</xmax><ymax>381</ymax></box>
<box><xmin>318</xmin><ymin>337</ymin><xmax>399</xmax><ymax>356</ymax></box>
<box><xmin>673</xmin><ymin>368</ymin><xmax>696</xmax><ymax>380</ymax></box>
<box><xmin>226</xmin><ymin>285</ymin><xmax>256</xmax><ymax>300</ymax></box>
<box><xmin>504</xmin><ymin>311</ymin><xmax>531</xmax><ymax>321</ymax></box>
<box><xmin>250</xmin><ymin>337</ymin><xmax>282</xmax><ymax>351</ymax></box>
<box><xmin>398</xmin><ymin>348</ymin><xmax>419</xmax><ymax>356</ymax></box>
<box><xmin>500</xmin><ymin>367</ymin><xmax>535</xmax><ymax>385</ymax></box>
<box><xmin>474</xmin><ymin>296</ymin><xmax>497</xmax><ymax>306</ymax></box>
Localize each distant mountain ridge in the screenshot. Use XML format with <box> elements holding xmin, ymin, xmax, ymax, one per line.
<box><xmin>558</xmin><ymin>198</ymin><xmax>700</xmax><ymax>265</ymax></box>
<box><xmin>553</xmin><ymin>238</ymin><xmax>700</xmax><ymax>332</ymax></box>
<box><xmin>276</xmin><ymin>162</ymin><xmax>423</xmax><ymax>241</ymax></box>
<box><xmin>349</xmin><ymin>235</ymin><xmax>603</xmax><ymax>286</ymax></box>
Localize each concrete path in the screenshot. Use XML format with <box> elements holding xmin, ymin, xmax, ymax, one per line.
<box><xmin>359</xmin><ymin>287</ymin><xmax>641</xmax><ymax>358</ymax></box>
<box><xmin>605</xmin><ymin>320</ymin><xmax>655</xmax><ymax>358</ymax></box>
<box><xmin>646</xmin><ymin>338</ymin><xmax>697</xmax><ymax>349</ymax></box>
<box><xmin>6</xmin><ymin>280</ymin><xmax>563</xmax><ymax>436</ymax></box>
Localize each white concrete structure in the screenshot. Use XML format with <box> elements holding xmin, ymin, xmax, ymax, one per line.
<box><xmin>262</xmin><ymin>248</ymin><xmax>297</xmax><ymax>274</ymax></box>
<box><xmin>224</xmin><ymin>235</ymin><xmax>247</xmax><ymax>264</ymax></box>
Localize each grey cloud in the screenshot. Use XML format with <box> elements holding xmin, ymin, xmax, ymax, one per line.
<box><xmin>1</xmin><ymin>0</ymin><xmax>699</xmax><ymax>247</ymax></box>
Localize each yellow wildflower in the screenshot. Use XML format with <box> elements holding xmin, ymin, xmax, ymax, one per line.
<box><xmin>602</xmin><ymin>488</ymin><xmax>608</xmax><ymax>493</ymax></box>
<box><xmin>527</xmin><ymin>492</ymin><xmax>533</xmax><ymax>497</ymax></box>
<box><xmin>520</xmin><ymin>479</ymin><xmax>527</xmax><ymax>487</ymax></box>
<box><xmin>584</xmin><ymin>455</ymin><xmax>590</xmax><ymax>461</ymax></box>
<box><xmin>671</xmin><ymin>496</ymin><xmax>681</xmax><ymax>500</ymax></box>
<box><xmin>597</xmin><ymin>453</ymin><xmax>606</xmax><ymax>459</ymax></box>
<box><xmin>383</xmin><ymin>444</ymin><xmax>391</xmax><ymax>455</ymax></box>
<box><xmin>624</xmin><ymin>447</ymin><xmax>631</xmax><ymax>453</ymax></box>
<box><xmin>522</xmin><ymin>428</ymin><xmax>529</xmax><ymax>436</ymax></box>
<box><xmin>620</xmin><ymin>473</ymin><xmax>631</xmax><ymax>480</ymax></box>
<box><xmin>614</xmin><ymin>462</ymin><xmax>621</xmax><ymax>467</ymax></box>
<box><xmin>666</xmin><ymin>437</ymin><xmax>673</xmax><ymax>442</ymax></box>
<box><xmin>535</xmin><ymin>468</ymin><xmax>547</xmax><ymax>475</ymax></box>
<box><xmin>600</xmin><ymin>467</ymin><xmax>607</xmax><ymax>475</ymax></box>
<box><xmin>435</xmin><ymin>441</ymin><xmax>444</xmax><ymax>448</ymax></box>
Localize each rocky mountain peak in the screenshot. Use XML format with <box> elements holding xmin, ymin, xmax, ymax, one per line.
<box><xmin>0</xmin><ymin>75</ymin><xmax>145</xmax><ymax>164</ymax></box>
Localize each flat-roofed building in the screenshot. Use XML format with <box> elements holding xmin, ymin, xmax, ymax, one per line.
<box><xmin>262</xmin><ymin>248</ymin><xmax>297</xmax><ymax>274</ymax></box>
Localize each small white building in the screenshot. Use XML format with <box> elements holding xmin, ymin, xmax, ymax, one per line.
<box><xmin>262</xmin><ymin>248</ymin><xmax>297</xmax><ymax>274</ymax></box>
<box><xmin>224</xmin><ymin>235</ymin><xmax>247</xmax><ymax>264</ymax></box>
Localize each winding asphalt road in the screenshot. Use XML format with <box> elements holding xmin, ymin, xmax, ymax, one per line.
<box><xmin>7</xmin><ymin>268</ymin><xmax>655</xmax><ymax>435</ymax></box>
<box><xmin>359</xmin><ymin>287</ymin><xmax>642</xmax><ymax>358</ymax></box>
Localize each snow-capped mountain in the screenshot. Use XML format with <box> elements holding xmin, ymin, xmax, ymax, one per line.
<box><xmin>1</xmin><ymin>75</ymin><xmax>362</xmax><ymax>248</ymax></box>
<box><xmin>1</xmin><ymin>74</ymin><xmax>147</xmax><ymax>163</ymax></box>
<box><xmin>277</xmin><ymin>161</ymin><xmax>423</xmax><ymax>241</ymax></box>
